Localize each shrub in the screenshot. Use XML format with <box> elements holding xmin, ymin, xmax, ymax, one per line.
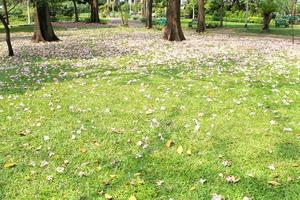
<box><xmin>10</xmin><ymin>7</ymin><xmax>23</xmax><ymax>18</ymax></box>
<box><xmin>120</xmin><ymin>3</ymin><xmax>129</xmax><ymax>26</ymax></box>
<box><xmin>61</xmin><ymin>4</ymin><xmax>74</xmax><ymax>18</ymax></box>
<box><xmin>248</xmin><ymin>17</ymin><xmax>263</xmax><ymax>24</ymax></box>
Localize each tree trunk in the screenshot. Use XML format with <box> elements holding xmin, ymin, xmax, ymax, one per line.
<box><xmin>141</xmin><ymin>0</ymin><xmax>146</xmax><ymax>17</ymax></box>
<box><xmin>262</xmin><ymin>12</ymin><xmax>272</xmax><ymax>32</ymax></box>
<box><xmin>112</xmin><ymin>0</ymin><xmax>115</xmax><ymax>17</ymax></box>
<box><xmin>220</xmin><ymin>1</ymin><xmax>224</xmax><ymax>27</ymax></box>
<box><xmin>3</xmin><ymin>0</ymin><xmax>9</xmax><ymax>25</ymax></box>
<box><xmin>163</xmin><ymin>0</ymin><xmax>185</xmax><ymax>41</ymax></box>
<box><xmin>73</xmin><ymin>0</ymin><xmax>79</xmax><ymax>22</ymax></box>
<box><xmin>291</xmin><ymin>0</ymin><xmax>297</xmax><ymax>44</ymax></box>
<box><xmin>90</xmin><ymin>0</ymin><xmax>100</xmax><ymax>23</ymax></box>
<box><xmin>197</xmin><ymin>0</ymin><xmax>205</xmax><ymax>32</ymax></box>
<box><xmin>0</xmin><ymin>15</ymin><xmax>14</xmax><ymax>56</ymax></box>
<box><xmin>292</xmin><ymin>0</ymin><xmax>297</xmax><ymax>16</ymax></box>
<box><xmin>32</xmin><ymin>1</ymin><xmax>59</xmax><ymax>42</ymax></box>
<box><xmin>146</xmin><ymin>0</ymin><xmax>153</xmax><ymax>28</ymax></box>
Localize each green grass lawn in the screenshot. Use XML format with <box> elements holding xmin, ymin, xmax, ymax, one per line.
<box><xmin>1</xmin><ymin>13</ymin><xmax>300</xmax><ymax>38</ymax></box>
<box><xmin>181</xmin><ymin>18</ymin><xmax>300</xmax><ymax>37</ymax></box>
<box><xmin>0</xmin><ymin>26</ymin><xmax>300</xmax><ymax>200</ymax></box>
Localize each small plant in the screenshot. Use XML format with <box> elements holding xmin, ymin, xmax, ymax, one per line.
<box><xmin>120</xmin><ymin>3</ymin><xmax>130</xmax><ymax>27</ymax></box>
<box><xmin>100</xmin><ymin>4</ymin><xmax>110</xmax><ymax>18</ymax></box>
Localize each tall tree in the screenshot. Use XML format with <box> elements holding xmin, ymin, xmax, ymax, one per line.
<box><xmin>2</xmin><ymin>0</ymin><xmax>9</xmax><ymax>25</ymax></box>
<box><xmin>291</xmin><ymin>0</ymin><xmax>297</xmax><ymax>44</ymax></box>
<box><xmin>90</xmin><ymin>0</ymin><xmax>99</xmax><ymax>23</ymax></box>
<box><xmin>163</xmin><ymin>0</ymin><xmax>185</xmax><ymax>41</ymax></box>
<box><xmin>219</xmin><ymin>0</ymin><xmax>225</xmax><ymax>27</ymax></box>
<box><xmin>0</xmin><ymin>14</ymin><xmax>14</xmax><ymax>56</ymax></box>
<box><xmin>260</xmin><ymin>0</ymin><xmax>277</xmax><ymax>32</ymax></box>
<box><xmin>146</xmin><ymin>0</ymin><xmax>153</xmax><ymax>28</ymax></box>
<box><xmin>141</xmin><ymin>0</ymin><xmax>146</xmax><ymax>17</ymax></box>
<box><xmin>197</xmin><ymin>0</ymin><xmax>205</xmax><ymax>32</ymax></box>
<box><xmin>72</xmin><ymin>0</ymin><xmax>79</xmax><ymax>22</ymax></box>
<box><xmin>32</xmin><ymin>0</ymin><xmax>60</xmax><ymax>42</ymax></box>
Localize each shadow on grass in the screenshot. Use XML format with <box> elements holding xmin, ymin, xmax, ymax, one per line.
<box><xmin>275</xmin><ymin>142</ymin><xmax>300</xmax><ymax>160</ymax></box>
<box><xmin>0</xmin><ymin>22</ymin><xmax>124</xmax><ymax>34</ymax></box>
<box><xmin>207</xmin><ymin>132</ymin><xmax>300</xmax><ymax>199</ymax></box>
<box><xmin>0</xmin><ymin>58</ymin><xmax>118</xmax><ymax>95</ymax></box>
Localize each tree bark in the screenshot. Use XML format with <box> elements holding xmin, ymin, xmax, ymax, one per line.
<box><xmin>73</xmin><ymin>0</ymin><xmax>79</xmax><ymax>22</ymax></box>
<box><xmin>141</xmin><ymin>0</ymin><xmax>146</xmax><ymax>17</ymax></box>
<box><xmin>262</xmin><ymin>12</ymin><xmax>272</xmax><ymax>32</ymax></box>
<box><xmin>0</xmin><ymin>14</ymin><xmax>14</xmax><ymax>56</ymax></box>
<box><xmin>3</xmin><ymin>0</ymin><xmax>9</xmax><ymax>25</ymax></box>
<box><xmin>90</xmin><ymin>0</ymin><xmax>100</xmax><ymax>23</ymax></box>
<box><xmin>32</xmin><ymin>1</ymin><xmax>60</xmax><ymax>42</ymax></box>
<box><xmin>197</xmin><ymin>0</ymin><xmax>205</xmax><ymax>32</ymax></box>
<box><xmin>220</xmin><ymin>1</ymin><xmax>224</xmax><ymax>27</ymax></box>
<box><xmin>163</xmin><ymin>0</ymin><xmax>185</xmax><ymax>41</ymax></box>
<box><xmin>146</xmin><ymin>0</ymin><xmax>153</xmax><ymax>28</ymax></box>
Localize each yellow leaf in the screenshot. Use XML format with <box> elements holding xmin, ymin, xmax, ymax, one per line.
<box><xmin>91</xmin><ymin>140</ymin><xmax>100</xmax><ymax>146</ymax></box>
<box><xmin>166</xmin><ymin>139</ymin><xmax>174</xmax><ymax>148</ymax></box>
<box><xmin>110</xmin><ymin>174</ymin><xmax>117</xmax><ymax>179</ymax></box>
<box><xmin>190</xmin><ymin>186</ymin><xmax>196</xmax><ymax>191</ymax></box>
<box><xmin>268</xmin><ymin>181</ymin><xmax>281</xmax><ymax>186</ymax></box>
<box><xmin>19</xmin><ymin>129</ymin><xmax>31</xmax><ymax>136</ymax></box>
<box><xmin>105</xmin><ymin>194</ymin><xmax>113</xmax><ymax>199</ymax></box>
<box><xmin>134</xmin><ymin>173</ymin><xmax>141</xmax><ymax>176</ymax></box>
<box><xmin>187</xmin><ymin>149</ymin><xmax>192</xmax><ymax>155</ymax></box>
<box><xmin>292</xmin><ymin>163</ymin><xmax>299</xmax><ymax>167</ymax></box>
<box><xmin>136</xmin><ymin>179</ymin><xmax>145</xmax><ymax>184</ymax></box>
<box><xmin>177</xmin><ymin>145</ymin><xmax>183</xmax><ymax>154</ymax></box>
<box><xmin>4</xmin><ymin>162</ymin><xmax>16</xmax><ymax>168</ymax></box>
<box><xmin>129</xmin><ymin>196</ymin><xmax>137</xmax><ymax>200</ymax></box>
<box><xmin>102</xmin><ymin>180</ymin><xmax>110</xmax><ymax>186</ymax></box>
<box><xmin>79</xmin><ymin>147</ymin><xmax>87</xmax><ymax>153</ymax></box>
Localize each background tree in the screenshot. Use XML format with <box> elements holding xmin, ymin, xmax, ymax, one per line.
<box><xmin>146</xmin><ymin>0</ymin><xmax>153</xmax><ymax>28</ymax></box>
<box><xmin>2</xmin><ymin>0</ymin><xmax>9</xmax><ymax>24</ymax></box>
<box><xmin>72</xmin><ymin>0</ymin><xmax>79</xmax><ymax>22</ymax></box>
<box><xmin>120</xmin><ymin>2</ymin><xmax>129</xmax><ymax>26</ymax></box>
<box><xmin>219</xmin><ymin>0</ymin><xmax>225</xmax><ymax>27</ymax></box>
<box><xmin>76</xmin><ymin>0</ymin><xmax>100</xmax><ymax>22</ymax></box>
<box><xmin>32</xmin><ymin>0</ymin><xmax>60</xmax><ymax>42</ymax></box>
<box><xmin>0</xmin><ymin>5</ymin><xmax>14</xmax><ymax>56</ymax></box>
<box><xmin>275</xmin><ymin>0</ymin><xmax>296</xmax><ymax>15</ymax></box>
<box><xmin>197</xmin><ymin>0</ymin><xmax>205</xmax><ymax>32</ymax></box>
<box><xmin>163</xmin><ymin>0</ymin><xmax>185</xmax><ymax>41</ymax></box>
<box><xmin>48</xmin><ymin>0</ymin><xmax>92</xmax><ymax>22</ymax></box>
<box><xmin>206</xmin><ymin>0</ymin><xmax>226</xmax><ymax>27</ymax></box>
<box><xmin>259</xmin><ymin>0</ymin><xmax>277</xmax><ymax>31</ymax></box>
<box><xmin>141</xmin><ymin>0</ymin><xmax>146</xmax><ymax>17</ymax></box>
<box><xmin>90</xmin><ymin>0</ymin><xmax>99</xmax><ymax>22</ymax></box>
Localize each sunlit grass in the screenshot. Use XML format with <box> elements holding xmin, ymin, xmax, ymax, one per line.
<box><xmin>0</xmin><ymin>26</ymin><xmax>299</xmax><ymax>200</ymax></box>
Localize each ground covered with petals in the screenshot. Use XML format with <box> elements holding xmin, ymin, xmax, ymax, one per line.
<box><xmin>0</xmin><ymin>26</ymin><xmax>300</xmax><ymax>200</ymax></box>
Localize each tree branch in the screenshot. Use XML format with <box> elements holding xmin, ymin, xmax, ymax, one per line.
<box><xmin>8</xmin><ymin>2</ymin><xmax>20</xmax><ymax>14</ymax></box>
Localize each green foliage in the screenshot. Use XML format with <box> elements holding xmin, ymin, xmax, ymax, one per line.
<box><xmin>131</xmin><ymin>2</ymin><xmax>141</xmax><ymax>14</ymax></box>
<box><xmin>61</xmin><ymin>3</ymin><xmax>75</xmax><ymax>18</ymax></box>
<box><xmin>48</xmin><ymin>1</ymin><xmax>89</xmax><ymax>20</ymax></box>
<box><xmin>10</xmin><ymin>7</ymin><xmax>23</xmax><ymax>18</ymax></box>
<box><xmin>154</xmin><ymin>7</ymin><xmax>166</xmax><ymax>18</ymax></box>
<box><xmin>120</xmin><ymin>2</ymin><xmax>129</xmax><ymax>26</ymax></box>
<box><xmin>248</xmin><ymin>16</ymin><xmax>263</xmax><ymax>24</ymax></box>
<box><xmin>99</xmin><ymin>4</ymin><xmax>109</xmax><ymax>18</ymax></box>
<box><xmin>259</xmin><ymin>0</ymin><xmax>278</xmax><ymax>15</ymax></box>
